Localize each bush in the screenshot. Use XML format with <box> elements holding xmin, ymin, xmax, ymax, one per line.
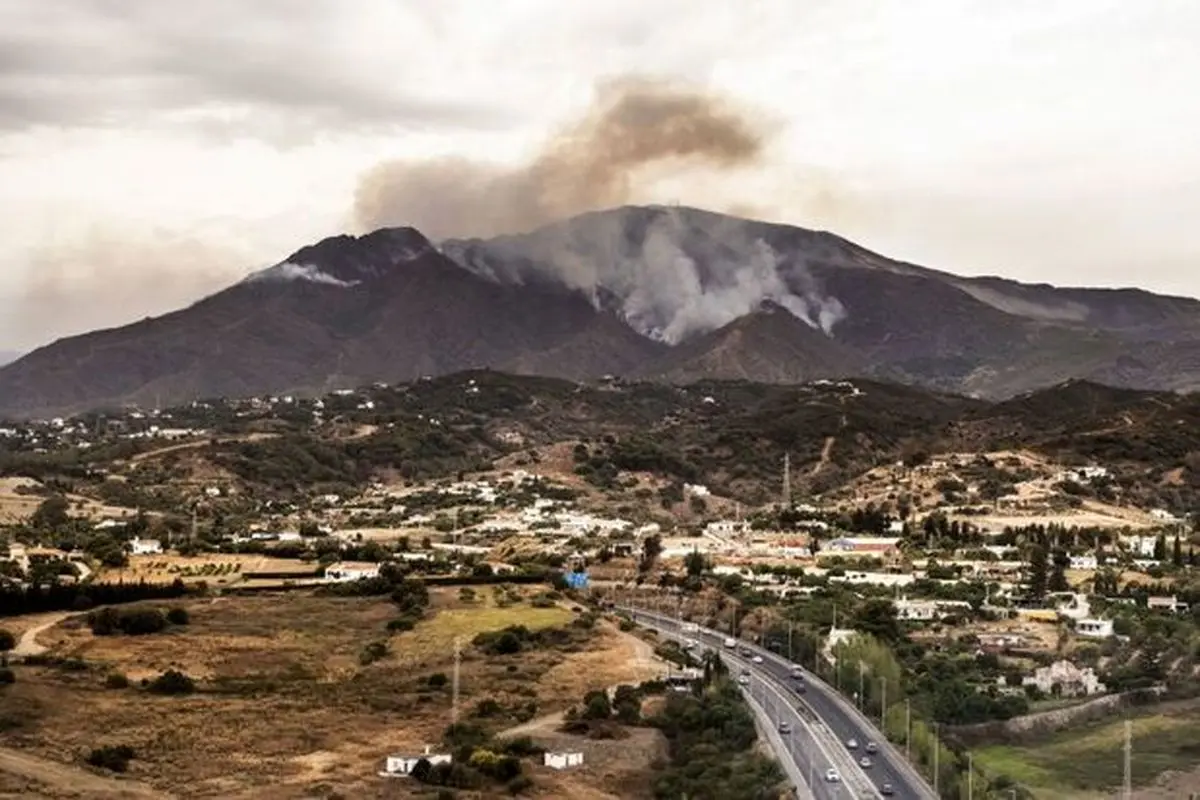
<box><xmin>507</xmin><ymin>774</ymin><xmax>535</xmax><ymax>795</ymax></box>
<box><xmin>165</xmin><ymin>607</ymin><xmax>190</xmax><ymax>626</ymax></box>
<box><xmin>147</xmin><ymin>669</ymin><xmax>195</xmax><ymax>695</ymax></box>
<box><xmin>0</xmin><ymin>668</ymin><xmax>14</xmax><ymax>685</ymax></box>
<box><xmin>87</xmin><ymin>607</ymin><xmax>168</xmax><ymax>637</ymax></box>
<box><xmin>105</xmin><ymin>672</ymin><xmax>130</xmax><ymax>689</ymax></box>
<box><xmin>359</xmin><ymin>640</ymin><xmax>390</xmax><ymax>666</ymax></box>
<box><xmin>0</xmin><ymin>629</ymin><xmax>14</xmax><ymax>651</ymax></box>
<box><xmin>86</xmin><ymin>744</ymin><xmax>135</xmax><ymax>773</ymax></box>
<box><xmin>386</xmin><ymin>615</ymin><xmax>418</xmax><ymax>632</ymax></box>
<box><xmin>427</xmin><ymin>672</ymin><xmax>449</xmax><ymax>688</ymax></box>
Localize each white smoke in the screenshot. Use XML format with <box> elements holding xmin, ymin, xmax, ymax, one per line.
<box><xmin>444</xmin><ymin>206</ymin><xmax>848</xmax><ymax>343</ymax></box>
<box><xmin>243</xmin><ymin>261</ymin><xmax>360</xmax><ymax>288</ymax></box>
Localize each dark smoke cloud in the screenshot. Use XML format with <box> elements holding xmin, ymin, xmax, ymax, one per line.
<box><xmin>353</xmin><ymin>77</ymin><xmax>766</xmax><ymax>239</ymax></box>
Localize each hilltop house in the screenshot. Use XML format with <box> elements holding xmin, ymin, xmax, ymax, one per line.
<box><xmin>380</xmin><ymin>747</ymin><xmax>452</xmax><ymax>778</ymax></box>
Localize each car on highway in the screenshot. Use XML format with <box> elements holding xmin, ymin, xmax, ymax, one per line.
<box><xmin>751</xmin><ymin>654</ymin><xmax>764</xmax><ymax>663</ymax></box>
<box><xmin>778</xmin><ymin>721</ymin><xmax>791</xmax><ymax>734</ymax></box>
<box><xmin>824</xmin><ymin>769</ymin><xmax>841</xmax><ymax>783</ymax></box>
<box><xmin>865</xmin><ymin>741</ymin><xmax>879</xmax><ymax>754</ymax></box>
<box><xmin>845</xmin><ymin>738</ymin><xmax>859</xmax><ymax>750</ymax></box>
<box><xmin>737</xmin><ymin>674</ymin><xmax>750</xmax><ymax>686</ymax></box>
<box><xmin>789</xmin><ymin>667</ymin><xmax>803</xmax><ymax>680</ymax></box>
<box><xmin>859</xmin><ymin>756</ymin><xmax>873</xmax><ymax>769</ymax></box>
<box><xmin>793</xmin><ymin>682</ymin><xmax>807</xmax><ymax>693</ymax></box>
<box><xmin>880</xmin><ymin>783</ymin><xmax>895</xmax><ymax>796</ymax></box>
<box><xmin>723</xmin><ymin>637</ymin><xmax>737</xmax><ymax>649</ymax></box>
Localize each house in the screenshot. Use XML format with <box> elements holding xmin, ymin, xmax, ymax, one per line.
<box><xmin>1147</xmin><ymin>595</ymin><xmax>1189</xmax><ymax>614</ymax></box>
<box><xmin>128</xmin><ymin>538</ymin><xmax>163</xmax><ymax>556</ymax></box>
<box><xmin>820</xmin><ymin>537</ymin><xmax>902</xmax><ymax>561</ymax></box>
<box><xmin>1023</xmin><ymin>660</ymin><xmax>1106</xmax><ymax>697</ymax></box>
<box><xmin>324</xmin><ymin>562</ymin><xmax>382</xmax><ymax>583</ymax></box>
<box><xmin>544</xmin><ymin>752</ymin><xmax>584</xmax><ymax>770</ymax></box>
<box><xmin>706</xmin><ymin>520</ymin><xmax>748</xmax><ymax>537</ymax></box>
<box><xmin>1069</xmin><ymin>555</ymin><xmax>1098</xmax><ymax>571</ymax></box>
<box><xmin>380</xmin><ymin>746</ymin><xmax>452</xmax><ymax>777</ymax></box>
<box><xmin>1075</xmin><ymin>618</ymin><xmax>1115</xmax><ymax>638</ymax></box>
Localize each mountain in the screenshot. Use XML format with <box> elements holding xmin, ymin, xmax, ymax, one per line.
<box><xmin>1</xmin><ymin>205</ymin><xmax>1198</xmax><ymax>417</ymax></box>
<box><xmin>0</xmin><ymin>351</ymin><xmax>18</xmax><ymax>367</ymax></box>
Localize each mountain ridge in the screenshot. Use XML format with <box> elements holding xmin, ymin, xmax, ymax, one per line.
<box><xmin>1</xmin><ymin>204</ymin><xmax>1197</xmax><ymax>417</ymax></box>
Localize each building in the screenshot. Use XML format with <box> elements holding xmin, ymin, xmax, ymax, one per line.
<box><xmin>1147</xmin><ymin>595</ymin><xmax>1189</xmax><ymax>614</ymax></box>
<box><xmin>544</xmin><ymin>752</ymin><xmax>585</xmax><ymax>770</ymax></box>
<box><xmin>128</xmin><ymin>538</ymin><xmax>163</xmax><ymax>556</ymax></box>
<box><xmin>821</xmin><ymin>537</ymin><xmax>902</xmax><ymax>560</ymax></box>
<box><xmin>380</xmin><ymin>747</ymin><xmax>452</xmax><ymax>777</ymax></box>
<box><xmin>1023</xmin><ymin>660</ymin><xmax>1106</xmax><ymax>697</ymax></box>
<box><xmin>1075</xmin><ymin>618</ymin><xmax>1115</xmax><ymax>638</ymax></box>
<box><xmin>324</xmin><ymin>562</ymin><xmax>381</xmax><ymax>582</ymax></box>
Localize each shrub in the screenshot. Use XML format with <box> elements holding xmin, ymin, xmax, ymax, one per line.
<box><xmin>506</xmin><ymin>774</ymin><xmax>535</xmax><ymax>795</ymax></box>
<box><xmin>0</xmin><ymin>629</ymin><xmax>14</xmax><ymax>652</ymax></box>
<box><xmin>87</xmin><ymin>607</ymin><xmax>168</xmax><ymax>637</ymax></box>
<box><xmin>582</xmin><ymin>689</ymin><xmax>612</xmax><ymax>720</ymax></box>
<box><xmin>427</xmin><ymin>672</ymin><xmax>449</xmax><ymax>688</ymax></box>
<box><xmin>86</xmin><ymin>744</ymin><xmax>135</xmax><ymax>773</ymax></box>
<box><xmin>165</xmin><ymin>607</ymin><xmax>190</xmax><ymax>626</ymax></box>
<box><xmin>386</xmin><ymin>615</ymin><xmax>418</xmax><ymax>632</ymax></box>
<box><xmin>359</xmin><ymin>640</ymin><xmax>390</xmax><ymax>666</ymax></box>
<box><xmin>0</xmin><ymin>668</ymin><xmax>14</xmax><ymax>685</ymax></box>
<box><xmin>147</xmin><ymin>669</ymin><xmax>195</xmax><ymax>695</ymax></box>
<box><xmin>105</xmin><ymin>672</ymin><xmax>130</xmax><ymax>689</ymax></box>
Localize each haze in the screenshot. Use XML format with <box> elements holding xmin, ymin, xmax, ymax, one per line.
<box><xmin>1</xmin><ymin>0</ymin><xmax>1198</xmax><ymax>352</ymax></box>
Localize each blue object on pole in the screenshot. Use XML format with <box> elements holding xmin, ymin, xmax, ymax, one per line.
<box><xmin>565</xmin><ymin>571</ymin><xmax>589</xmax><ymax>589</ymax></box>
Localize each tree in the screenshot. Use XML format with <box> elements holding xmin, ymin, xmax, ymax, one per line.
<box><xmin>683</xmin><ymin>548</ymin><xmax>707</xmax><ymax>578</ymax></box>
<box><xmin>0</xmin><ymin>628</ymin><xmax>14</xmax><ymax>652</ymax></box>
<box><xmin>31</xmin><ymin>495</ymin><xmax>70</xmax><ymax>530</ymax></box>
<box><xmin>1154</xmin><ymin>533</ymin><xmax>1167</xmax><ymax>561</ymax></box>
<box><xmin>640</xmin><ymin>535</ymin><xmax>662</xmax><ymax>571</ymax></box>
<box><xmin>853</xmin><ymin>599</ymin><xmax>902</xmax><ymax>645</ymax></box>
<box><xmin>1048</xmin><ymin>549</ymin><xmax>1070</xmax><ymax>593</ymax></box>
<box><xmin>1172</xmin><ymin>534</ymin><xmax>1183</xmax><ymax>568</ymax></box>
<box><xmin>1027</xmin><ymin>545</ymin><xmax>1049</xmax><ymax>599</ymax></box>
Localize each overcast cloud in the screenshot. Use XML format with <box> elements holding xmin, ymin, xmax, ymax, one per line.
<box><xmin>1</xmin><ymin>0</ymin><xmax>1198</xmax><ymax>350</ymax></box>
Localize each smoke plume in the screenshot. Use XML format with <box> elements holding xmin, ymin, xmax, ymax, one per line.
<box><xmin>354</xmin><ymin>75</ymin><xmax>848</xmax><ymax>343</ymax></box>
<box><xmin>353</xmin><ymin>77</ymin><xmax>765</xmax><ymax>239</ymax></box>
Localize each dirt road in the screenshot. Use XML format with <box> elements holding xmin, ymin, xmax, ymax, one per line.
<box><xmin>0</xmin><ymin>747</ymin><xmax>170</xmax><ymax>799</ymax></box>
<box><xmin>11</xmin><ymin>612</ymin><xmax>73</xmax><ymax>658</ymax></box>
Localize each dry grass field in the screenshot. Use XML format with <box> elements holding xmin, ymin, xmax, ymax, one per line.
<box><xmin>95</xmin><ymin>554</ymin><xmax>319</xmax><ymax>586</ymax></box>
<box><xmin>0</xmin><ymin>477</ymin><xmax>131</xmax><ymax>525</ymax></box>
<box><xmin>0</xmin><ymin>587</ymin><xmax>666</xmax><ymax>798</ymax></box>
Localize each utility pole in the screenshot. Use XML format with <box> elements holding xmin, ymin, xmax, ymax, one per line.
<box><xmin>451</xmin><ymin>636</ymin><xmax>462</xmax><ymax>727</ymax></box>
<box><xmin>1123</xmin><ymin>719</ymin><xmax>1132</xmax><ymax>800</ymax></box>
<box><xmin>782</xmin><ymin>453</ymin><xmax>791</xmax><ymax>507</ymax></box>
<box><xmin>858</xmin><ymin>661</ymin><xmax>865</xmax><ymax>710</ymax></box>
<box><xmin>880</xmin><ymin>678</ymin><xmax>887</xmax><ymax>728</ymax></box>
<box><xmin>968</xmin><ymin>751</ymin><xmax>973</xmax><ymax>800</ymax></box>
<box><xmin>905</xmin><ymin>698</ymin><xmax>912</xmax><ymax>760</ymax></box>
<box><xmin>787</xmin><ymin>622</ymin><xmax>794</xmax><ymax>662</ymax></box>
<box><xmin>933</xmin><ymin>723</ymin><xmax>940</xmax><ymax>797</ymax></box>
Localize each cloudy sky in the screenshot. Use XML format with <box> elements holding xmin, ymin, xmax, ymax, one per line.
<box><xmin>1</xmin><ymin>0</ymin><xmax>1198</xmax><ymax>351</ymax></box>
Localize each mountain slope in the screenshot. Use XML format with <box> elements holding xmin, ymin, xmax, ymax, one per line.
<box><xmin>1</xmin><ymin>204</ymin><xmax>1198</xmax><ymax>418</ymax></box>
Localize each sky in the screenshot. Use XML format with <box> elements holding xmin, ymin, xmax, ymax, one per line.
<box><xmin>1</xmin><ymin>0</ymin><xmax>1198</xmax><ymax>351</ymax></box>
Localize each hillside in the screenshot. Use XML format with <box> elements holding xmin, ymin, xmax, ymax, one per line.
<box><xmin>1</xmin><ymin>205</ymin><xmax>1199</xmax><ymax>417</ymax></box>
<box><xmin>3</xmin><ymin>372</ymin><xmax>1197</xmax><ymax>514</ymax></box>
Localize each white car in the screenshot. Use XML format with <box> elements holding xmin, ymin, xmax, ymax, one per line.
<box><xmin>751</xmin><ymin>654</ymin><xmax>764</xmax><ymax>664</ymax></box>
<box><xmin>859</xmin><ymin>756</ymin><xmax>873</xmax><ymax>769</ymax></box>
<box><xmin>723</xmin><ymin>638</ymin><xmax>737</xmax><ymax>649</ymax></box>
<box><xmin>824</xmin><ymin>768</ymin><xmax>841</xmax><ymax>783</ymax></box>
<box><xmin>845</xmin><ymin>738</ymin><xmax>859</xmax><ymax>750</ymax></box>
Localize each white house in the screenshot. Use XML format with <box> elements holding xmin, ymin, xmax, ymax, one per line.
<box><xmin>1075</xmin><ymin>618</ymin><xmax>1115</xmax><ymax>638</ymax></box>
<box><xmin>380</xmin><ymin>746</ymin><xmax>452</xmax><ymax>777</ymax></box>
<box><xmin>1069</xmin><ymin>555</ymin><xmax>1098</xmax><ymax>571</ymax></box>
<box><xmin>324</xmin><ymin>562</ymin><xmax>382</xmax><ymax>583</ymax></box>
<box><xmin>543</xmin><ymin>752</ymin><xmax>585</xmax><ymax>770</ymax></box>
<box><xmin>1023</xmin><ymin>660</ymin><xmax>1106</xmax><ymax>697</ymax></box>
<box><xmin>129</xmin><ymin>538</ymin><xmax>163</xmax><ymax>556</ymax></box>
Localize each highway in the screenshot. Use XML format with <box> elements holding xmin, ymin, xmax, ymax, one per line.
<box><xmin>626</xmin><ymin>606</ymin><xmax>937</xmax><ymax>800</ymax></box>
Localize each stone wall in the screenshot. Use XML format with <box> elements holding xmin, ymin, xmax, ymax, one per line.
<box><xmin>950</xmin><ymin>688</ymin><xmax>1165</xmax><ymax>746</ymax></box>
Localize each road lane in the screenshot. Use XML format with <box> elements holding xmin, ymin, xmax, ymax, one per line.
<box><xmin>627</xmin><ymin>606</ymin><xmax>937</xmax><ymax>800</ymax></box>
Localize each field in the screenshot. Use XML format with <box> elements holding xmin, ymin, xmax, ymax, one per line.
<box><xmin>0</xmin><ymin>587</ymin><xmax>667</xmax><ymax>798</ymax></box>
<box><xmin>95</xmin><ymin>554</ymin><xmax>319</xmax><ymax>585</ymax></box>
<box><xmin>0</xmin><ymin>476</ymin><xmax>131</xmax><ymax>525</ymax></box>
<box><xmin>975</xmin><ymin>703</ymin><xmax>1200</xmax><ymax>799</ymax></box>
